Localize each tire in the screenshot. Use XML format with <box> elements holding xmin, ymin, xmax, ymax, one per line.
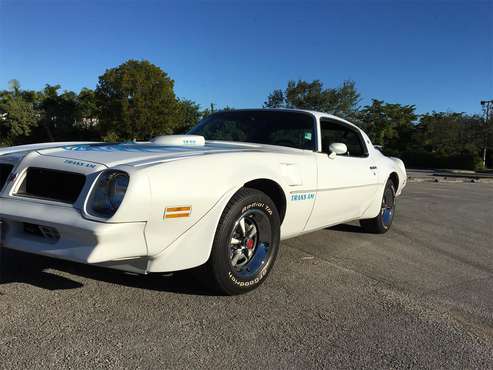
<box><xmin>360</xmin><ymin>179</ymin><xmax>396</xmax><ymax>234</ymax></box>
<box><xmin>201</xmin><ymin>187</ymin><xmax>280</xmax><ymax>295</ymax></box>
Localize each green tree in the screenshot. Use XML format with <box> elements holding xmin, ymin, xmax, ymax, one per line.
<box><xmin>420</xmin><ymin>112</ymin><xmax>485</xmax><ymax>153</ymax></box>
<box><xmin>35</xmin><ymin>84</ymin><xmax>81</xmax><ymax>141</ymax></box>
<box><xmin>20</xmin><ymin>85</ymin><xmax>99</xmax><ymax>143</ymax></box>
<box><xmin>264</xmin><ymin>80</ymin><xmax>360</xmax><ymax>118</ymax></box>
<box><xmin>77</xmin><ymin>88</ymin><xmax>98</xmax><ymax>122</ymax></box>
<box><xmin>0</xmin><ymin>88</ymin><xmax>39</xmax><ymax>146</ymax></box>
<box><xmin>358</xmin><ymin>99</ymin><xmax>417</xmax><ymax>153</ymax></box>
<box><xmin>74</xmin><ymin>88</ymin><xmax>100</xmax><ymax>139</ymax></box>
<box><xmin>416</xmin><ymin>112</ymin><xmax>485</xmax><ymax>168</ymax></box>
<box><xmin>95</xmin><ymin>60</ymin><xmax>179</xmax><ymax>140</ymax></box>
<box><xmin>174</xmin><ymin>99</ymin><xmax>202</xmax><ymax>133</ymax></box>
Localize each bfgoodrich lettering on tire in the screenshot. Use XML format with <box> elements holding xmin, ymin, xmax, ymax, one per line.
<box><xmin>202</xmin><ymin>187</ymin><xmax>280</xmax><ymax>295</ymax></box>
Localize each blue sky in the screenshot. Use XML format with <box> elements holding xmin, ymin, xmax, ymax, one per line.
<box><xmin>1</xmin><ymin>0</ymin><xmax>492</xmax><ymax>114</ymax></box>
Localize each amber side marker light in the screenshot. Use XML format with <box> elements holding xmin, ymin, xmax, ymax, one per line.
<box><xmin>164</xmin><ymin>206</ymin><xmax>192</xmax><ymax>219</ymax></box>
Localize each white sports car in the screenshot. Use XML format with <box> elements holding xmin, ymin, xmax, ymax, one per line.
<box><xmin>0</xmin><ymin>109</ymin><xmax>406</xmax><ymax>294</ymax></box>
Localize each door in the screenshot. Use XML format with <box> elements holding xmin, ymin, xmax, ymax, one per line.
<box><xmin>305</xmin><ymin>119</ymin><xmax>379</xmax><ymax>230</ymax></box>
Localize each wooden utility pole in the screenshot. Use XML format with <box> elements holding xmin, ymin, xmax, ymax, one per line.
<box><xmin>480</xmin><ymin>100</ymin><xmax>493</xmax><ymax>168</ymax></box>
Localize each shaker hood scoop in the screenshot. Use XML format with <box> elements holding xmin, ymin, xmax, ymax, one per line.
<box><xmin>151</xmin><ymin>135</ymin><xmax>205</xmax><ymax>146</ymax></box>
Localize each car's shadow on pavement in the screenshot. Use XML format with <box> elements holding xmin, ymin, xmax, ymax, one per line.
<box><xmin>328</xmin><ymin>223</ymin><xmax>366</xmax><ymax>233</ymax></box>
<box><xmin>0</xmin><ymin>248</ymin><xmax>214</xmax><ymax>296</ymax></box>
<box><xmin>0</xmin><ymin>223</ymin><xmax>365</xmax><ymax>295</ymax></box>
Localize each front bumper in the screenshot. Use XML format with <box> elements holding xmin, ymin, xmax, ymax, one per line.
<box><xmin>0</xmin><ymin>197</ymin><xmax>148</xmax><ymax>265</ymax></box>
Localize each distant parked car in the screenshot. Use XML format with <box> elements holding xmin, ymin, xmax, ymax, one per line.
<box><xmin>0</xmin><ymin>109</ymin><xmax>406</xmax><ymax>294</ymax></box>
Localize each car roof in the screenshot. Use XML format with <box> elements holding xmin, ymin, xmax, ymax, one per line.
<box><xmin>219</xmin><ymin>108</ymin><xmax>360</xmax><ymax>130</ymax></box>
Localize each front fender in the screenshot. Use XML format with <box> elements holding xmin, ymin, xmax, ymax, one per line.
<box><xmin>140</xmin><ymin>153</ymin><xmax>291</xmax><ymax>259</ymax></box>
<box><xmin>146</xmin><ymin>186</ymin><xmax>239</xmax><ymax>272</ymax></box>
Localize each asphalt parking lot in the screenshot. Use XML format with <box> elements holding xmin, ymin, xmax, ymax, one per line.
<box><xmin>1</xmin><ymin>182</ymin><xmax>492</xmax><ymax>369</ymax></box>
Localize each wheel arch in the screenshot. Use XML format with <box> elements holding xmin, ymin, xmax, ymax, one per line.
<box><xmin>389</xmin><ymin>172</ymin><xmax>399</xmax><ymax>192</ymax></box>
<box><xmin>244</xmin><ymin>178</ymin><xmax>287</xmax><ymax>224</ymax></box>
<box><xmin>361</xmin><ymin>171</ymin><xmax>399</xmax><ymax>220</ymax></box>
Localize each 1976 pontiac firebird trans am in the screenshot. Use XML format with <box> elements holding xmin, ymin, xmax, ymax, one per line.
<box><xmin>0</xmin><ymin>109</ymin><xmax>406</xmax><ymax>295</ymax></box>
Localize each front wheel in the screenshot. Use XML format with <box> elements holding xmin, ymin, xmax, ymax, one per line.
<box><xmin>360</xmin><ymin>179</ymin><xmax>396</xmax><ymax>234</ymax></box>
<box><xmin>202</xmin><ymin>188</ymin><xmax>280</xmax><ymax>295</ymax></box>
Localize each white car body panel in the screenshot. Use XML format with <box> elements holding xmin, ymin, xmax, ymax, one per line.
<box><xmin>0</xmin><ymin>109</ymin><xmax>406</xmax><ymax>273</ymax></box>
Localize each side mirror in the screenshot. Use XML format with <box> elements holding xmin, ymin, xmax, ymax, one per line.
<box><xmin>328</xmin><ymin>143</ymin><xmax>347</xmax><ymax>159</ymax></box>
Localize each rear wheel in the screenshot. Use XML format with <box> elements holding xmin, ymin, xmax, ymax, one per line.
<box><xmin>360</xmin><ymin>179</ymin><xmax>396</xmax><ymax>234</ymax></box>
<box><xmin>202</xmin><ymin>188</ymin><xmax>280</xmax><ymax>295</ymax></box>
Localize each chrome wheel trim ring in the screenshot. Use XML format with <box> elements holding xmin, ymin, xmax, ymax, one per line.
<box><xmin>228</xmin><ymin>209</ymin><xmax>272</xmax><ymax>278</ymax></box>
<box><xmin>381</xmin><ymin>184</ymin><xmax>396</xmax><ymax>228</ymax></box>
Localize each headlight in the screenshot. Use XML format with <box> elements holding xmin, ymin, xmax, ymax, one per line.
<box><xmin>88</xmin><ymin>170</ymin><xmax>129</xmax><ymax>217</ymax></box>
<box><xmin>108</xmin><ymin>172</ymin><xmax>129</xmax><ymax>209</ymax></box>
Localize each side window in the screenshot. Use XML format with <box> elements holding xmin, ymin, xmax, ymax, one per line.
<box><xmin>320</xmin><ymin>119</ymin><xmax>367</xmax><ymax>157</ymax></box>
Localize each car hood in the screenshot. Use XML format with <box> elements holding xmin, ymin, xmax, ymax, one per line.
<box><xmin>36</xmin><ymin>141</ymin><xmax>300</xmax><ymax>168</ymax></box>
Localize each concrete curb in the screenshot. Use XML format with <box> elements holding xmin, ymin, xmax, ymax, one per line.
<box><xmin>433</xmin><ymin>172</ymin><xmax>493</xmax><ymax>180</ymax></box>
<box><xmin>408</xmin><ymin>176</ymin><xmax>493</xmax><ymax>184</ymax></box>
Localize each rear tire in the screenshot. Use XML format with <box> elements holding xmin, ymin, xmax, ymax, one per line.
<box><xmin>201</xmin><ymin>188</ymin><xmax>280</xmax><ymax>295</ymax></box>
<box><xmin>360</xmin><ymin>179</ymin><xmax>396</xmax><ymax>234</ymax></box>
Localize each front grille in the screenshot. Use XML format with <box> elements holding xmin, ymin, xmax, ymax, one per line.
<box><xmin>17</xmin><ymin>167</ymin><xmax>86</xmax><ymax>204</ymax></box>
<box><xmin>0</xmin><ymin>163</ymin><xmax>14</xmax><ymax>190</ymax></box>
<box><xmin>23</xmin><ymin>222</ymin><xmax>60</xmax><ymax>243</ymax></box>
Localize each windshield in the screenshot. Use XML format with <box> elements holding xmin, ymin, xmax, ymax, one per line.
<box><xmin>188</xmin><ymin>110</ymin><xmax>316</xmax><ymax>150</ymax></box>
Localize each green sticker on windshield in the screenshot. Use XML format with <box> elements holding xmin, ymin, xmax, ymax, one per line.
<box><xmin>304</xmin><ymin>132</ymin><xmax>312</xmax><ymax>140</ymax></box>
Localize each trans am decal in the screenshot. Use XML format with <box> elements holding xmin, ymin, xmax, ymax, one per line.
<box><xmin>290</xmin><ymin>192</ymin><xmax>315</xmax><ymax>201</ymax></box>
<box><xmin>63</xmin><ymin>159</ymin><xmax>96</xmax><ymax>169</ymax></box>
